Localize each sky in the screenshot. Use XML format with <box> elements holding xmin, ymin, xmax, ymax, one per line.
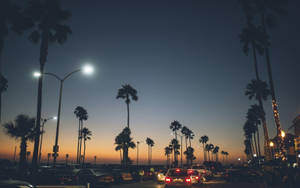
<box><xmin>0</xmin><ymin>0</ymin><xmax>300</xmax><ymax>164</ymax></box>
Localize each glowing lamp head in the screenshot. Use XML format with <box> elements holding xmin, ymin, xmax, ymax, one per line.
<box><xmin>281</xmin><ymin>130</ymin><xmax>285</xmax><ymax>138</ymax></box>
<box><xmin>253</xmin><ymin>154</ymin><xmax>257</xmax><ymax>157</ymax></box>
<box><xmin>53</xmin><ymin>116</ymin><xmax>57</xmax><ymax>120</ymax></box>
<box><xmin>82</xmin><ymin>64</ymin><xmax>94</xmax><ymax>75</ymax></box>
<box><xmin>33</xmin><ymin>71</ymin><xmax>41</xmax><ymax>78</ymax></box>
<box><xmin>270</xmin><ymin>141</ymin><xmax>274</xmax><ymax>147</ymax></box>
<box><xmin>238</xmin><ymin>158</ymin><xmax>241</xmax><ymax>161</ymax></box>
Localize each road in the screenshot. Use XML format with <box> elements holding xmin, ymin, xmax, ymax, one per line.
<box><xmin>110</xmin><ymin>179</ymin><xmax>266</xmax><ymax>188</ymax></box>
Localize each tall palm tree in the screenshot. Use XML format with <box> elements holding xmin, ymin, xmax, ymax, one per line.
<box><xmin>212</xmin><ymin>146</ymin><xmax>219</xmax><ymax>162</ymax></box>
<box><xmin>23</xmin><ymin>0</ymin><xmax>72</xmax><ymax>171</ymax></box>
<box><xmin>0</xmin><ymin>75</ymin><xmax>7</xmax><ymax>122</ymax></box>
<box><xmin>239</xmin><ymin>0</ymin><xmax>272</xmax><ymax>160</ymax></box>
<box><xmin>244</xmin><ymin>120</ymin><xmax>257</xmax><ymax>156</ymax></box>
<box><xmin>74</xmin><ymin>106</ymin><xmax>88</xmax><ymax>163</ymax></box>
<box><xmin>170</xmin><ymin>120</ymin><xmax>182</xmax><ymax>141</ymax></box>
<box><xmin>199</xmin><ymin>135</ymin><xmax>209</xmax><ymax>161</ymax></box>
<box><xmin>245</xmin><ymin>79</ymin><xmax>271</xmax><ymax>158</ymax></box>
<box><xmin>181</xmin><ymin>126</ymin><xmax>189</xmax><ymax>151</ymax></box>
<box><xmin>2</xmin><ymin>114</ymin><xmax>36</xmax><ymax>175</ymax></box>
<box><xmin>187</xmin><ymin>129</ymin><xmax>194</xmax><ymax>148</ymax></box>
<box><xmin>116</xmin><ymin>84</ymin><xmax>138</xmax><ymax>128</ymax></box>
<box><xmin>184</xmin><ymin>146</ymin><xmax>196</xmax><ymax>167</ymax></box>
<box><xmin>247</xmin><ymin>104</ymin><xmax>264</xmax><ymax>157</ymax></box>
<box><xmin>221</xmin><ymin>151</ymin><xmax>225</xmax><ymax>163</ymax></box>
<box><xmin>164</xmin><ymin>146</ymin><xmax>172</xmax><ymax>168</ymax></box>
<box><xmin>252</xmin><ymin>0</ymin><xmax>288</xmax><ymax>136</ymax></box>
<box><xmin>114</xmin><ymin>127</ymin><xmax>136</xmax><ymax>168</ymax></box>
<box><xmin>170</xmin><ymin>138</ymin><xmax>180</xmax><ymax>167</ymax></box>
<box><xmin>146</xmin><ymin>137</ymin><xmax>154</xmax><ymax>166</ymax></box>
<box><xmin>81</xmin><ymin>127</ymin><xmax>92</xmax><ymax>165</ymax></box>
<box><xmin>206</xmin><ymin>144</ymin><xmax>214</xmax><ymax>161</ymax></box>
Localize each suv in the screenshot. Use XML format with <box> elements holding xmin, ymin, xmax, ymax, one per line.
<box><xmin>164</xmin><ymin>168</ymin><xmax>192</xmax><ymax>187</ymax></box>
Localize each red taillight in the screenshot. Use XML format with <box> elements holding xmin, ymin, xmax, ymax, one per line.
<box><xmin>185</xmin><ymin>177</ymin><xmax>191</xmax><ymax>183</ymax></box>
<box><xmin>176</xmin><ymin>168</ymin><xmax>180</xmax><ymax>172</ymax></box>
<box><xmin>195</xmin><ymin>176</ymin><xmax>199</xmax><ymax>180</ymax></box>
<box><xmin>165</xmin><ymin>177</ymin><xmax>172</xmax><ymax>183</ymax></box>
<box><xmin>188</xmin><ymin>170</ymin><xmax>193</xmax><ymax>174</ymax></box>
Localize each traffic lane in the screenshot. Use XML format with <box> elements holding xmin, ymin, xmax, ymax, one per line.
<box><xmin>109</xmin><ymin>181</ymin><xmax>265</xmax><ymax>188</ymax></box>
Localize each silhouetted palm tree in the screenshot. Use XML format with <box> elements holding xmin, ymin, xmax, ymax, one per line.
<box><xmin>170</xmin><ymin>138</ymin><xmax>180</xmax><ymax>167</ymax></box>
<box><xmin>74</xmin><ymin>106</ymin><xmax>88</xmax><ymax>163</ymax></box>
<box><xmin>164</xmin><ymin>146</ymin><xmax>172</xmax><ymax>168</ymax></box>
<box><xmin>114</xmin><ymin>127</ymin><xmax>136</xmax><ymax>168</ymax></box>
<box><xmin>199</xmin><ymin>135</ymin><xmax>208</xmax><ymax>161</ymax></box>
<box><xmin>187</xmin><ymin>129</ymin><xmax>194</xmax><ymax>148</ymax></box>
<box><xmin>184</xmin><ymin>146</ymin><xmax>196</xmax><ymax>167</ymax></box>
<box><xmin>2</xmin><ymin>114</ymin><xmax>36</xmax><ymax>175</ymax></box>
<box><xmin>221</xmin><ymin>151</ymin><xmax>225</xmax><ymax>163</ymax></box>
<box><xmin>244</xmin><ymin>120</ymin><xmax>257</xmax><ymax>156</ymax></box>
<box><xmin>206</xmin><ymin>144</ymin><xmax>214</xmax><ymax>161</ymax></box>
<box><xmin>253</xmin><ymin>0</ymin><xmax>287</xmax><ymax>136</ymax></box>
<box><xmin>247</xmin><ymin>104</ymin><xmax>264</xmax><ymax>157</ymax></box>
<box><xmin>170</xmin><ymin>121</ymin><xmax>182</xmax><ymax>141</ymax></box>
<box><xmin>146</xmin><ymin>137</ymin><xmax>154</xmax><ymax>166</ymax></box>
<box><xmin>81</xmin><ymin>127</ymin><xmax>92</xmax><ymax>165</ymax></box>
<box><xmin>23</xmin><ymin>0</ymin><xmax>72</xmax><ymax>171</ymax></box>
<box><xmin>181</xmin><ymin>126</ymin><xmax>189</xmax><ymax>151</ymax></box>
<box><xmin>116</xmin><ymin>84</ymin><xmax>138</xmax><ymax>128</ymax></box>
<box><xmin>212</xmin><ymin>146</ymin><xmax>219</xmax><ymax>162</ymax></box>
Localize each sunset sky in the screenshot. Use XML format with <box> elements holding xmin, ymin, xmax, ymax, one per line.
<box><xmin>1</xmin><ymin>0</ymin><xmax>300</xmax><ymax>164</ymax></box>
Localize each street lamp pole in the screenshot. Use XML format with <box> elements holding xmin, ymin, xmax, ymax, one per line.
<box><xmin>180</xmin><ymin>135</ymin><xmax>183</xmax><ymax>168</ymax></box>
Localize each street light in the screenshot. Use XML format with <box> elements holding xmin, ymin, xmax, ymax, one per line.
<box><xmin>269</xmin><ymin>141</ymin><xmax>274</xmax><ymax>147</ymax></box>
<box><xmin>281</xmin><ymin>130</ymin><xmax>285</xmax><ymax>138</ymax></box>
<box><xmin>34</xmin><ymin>64</ymin><xmax>94</xmax><ymax>166</ymax></box>
<box><xmin>38</xmin><ymin>116</ymin><xmax>57</xmax><ymax>164</ymax></box>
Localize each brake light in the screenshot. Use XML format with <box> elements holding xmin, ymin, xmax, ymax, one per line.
<box><xmin>195</xmin><ymin>176</ymin><xmax>199</xmax><ymax>180</ymax></box>
<box><xmin>188</xmin><ymin>170</ymin><xmax>193</xmax><ymax>174</ymax></box>
<box><xmin>185</xmin><ymin>177</ymin><xmax>191</xmax><ymax>183</ymax></box>
<box><xmin>176</xmin><ymin>168</ymin><xmax>180</xmax><ymax>172</ymax></box>
<box><xmin>165</xmin><ymin>177</ymin><xmax>172</xmax><ymax>183</ymax></box>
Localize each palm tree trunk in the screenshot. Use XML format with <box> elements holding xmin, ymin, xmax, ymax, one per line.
<box><xmin>83</xmin><ymin>139</ymin><xmax>86</xmax><ymax>165</ymax></box>
<box><xmin>32</xmin><ymin>31</ymin><xmax>49</xmax><ymax>176</ymax></box>
<box><xmin>79</xmin><ymin>120</ymin><xmax>83</xmax><ymax>163</ymax></box>
<box><xmin>126</xmin><ymin>100</ymin><xmax>130</xmax><ymax>128</ymax></box>
<box><xmin>76</xmin><ymin>120</ymin><xmax>80</xmax><ymax>163</ymax></box>
<box><xmin>261</xmin><ymin>13</ymin><xmax>281</xmax><ymax>136</ymax></box>
<box><xmin>20</xmin><ymin>138</ymin><xmax>27</xmax><ymax>171</ymax></box>
<box><xmin>256</xmin><ymin>124</ymin><xmax>261</xmax><ymax>157</ymax></box>
<box><xmin>148</xmin><ymin>145</ymin><xmax>150</xmax><ymax>166</ymax></box>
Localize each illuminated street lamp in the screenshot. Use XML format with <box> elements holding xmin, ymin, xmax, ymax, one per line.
<box><xmin>280</xmin><ymin>130</ymin><xmax>285</xmax><ymax>138</ymax></box>
<box><xmin>253</xmin><ymin>154</ymin><xmax>257</xmax><ymax>157</ymax></box>
<box><xmin>269</xmin><ymin>141</ymin><xmax>274</xmax><ymax>147</ymax></box>
<box><xmin>34</xmin><ymin>64</ymin><xmax>94</xmax><ymax>166</ymax></box>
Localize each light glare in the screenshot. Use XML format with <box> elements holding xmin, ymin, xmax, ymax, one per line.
<box><xmin>33</xmin><ymin>72</ymin><xmax>41</xmax><ymax>78</ymax></box>
<box><xmin>82</xmin><ymin>64</ymin><xmax>94</xmax><ymax>75</ymax></box>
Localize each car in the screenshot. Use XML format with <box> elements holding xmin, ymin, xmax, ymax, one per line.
<box><xmin>191</xmin><ymin>165</ymin><xmax>212</xmax><ymax>181</ymax></box>
<box><xmin>76</xmin><ymin>169</ymin><xmax>115</xmax><ymax>187</ymax></box>
<box><xmin>110</xmin><ymin>169</ymin><xmax>133</xmax><ymax>183</ymax></box>
<box><xmin>156</xmin><ymin>169</ymin><xmax>167</xmax><ymax>183</ymax></box>
<box><xmin>0</xmin><ymin>180</ymin><xmax>35</xmax><ymax>188</ymax></box>
<box><xmin>187</xmin><ymin>169</ymin><xmax>202</xmax><ymax>184</ymax></box>
<box><xmin>164</xmin><ymin>168</ymin><xmax>193</xmax><ymax>187</ymax></box>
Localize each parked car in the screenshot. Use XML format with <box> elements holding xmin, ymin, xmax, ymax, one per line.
<box><xmin>0</xmin><ymin>179</ymin><xmax>35</xmax><ymax>188</ymax></box>
<box><xmin>76</xmin><ymin>169</ymin><xmax>114</xmax><ymax>187</ymax></box>
<box><xmin>164</xmin><ymin>168</ymin><xmax>193</xmax><ymax>187</ymax></box>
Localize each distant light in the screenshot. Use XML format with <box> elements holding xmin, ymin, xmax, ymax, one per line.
<box><xmin>281</xmin><ymin>130</ymin><xmax>285</xmax><ymax>138</ymax></box>
<box><xmin>270</xmin><ymin>141</ymin><xmax>274</xmax><ymax>147</ymax></box>
<box><xmin>33</xmin><ymin>71</ymin><xmax>41</xmax><ymax>78</ymax></box>
<box><xmin>53</xmin><ymin>116</ymin><xmax>57</xmax><ymax>120</ymax></box>
<box><xmin>82</xmin><ymin>64</ymin><xmax>94</xmax><ymax>75</ymax></box>
<box><xmin>238</xmin><ymin>158</ymin><xmax>241</xmax><ymax>161</ymax></box>
<box><xmin>298</xmin><ymin>154</ymin><xmax>300</xmax><ymax>158</ymax></box>
<box><xmin>253</xmin><ymin>154</ymin><xmax>257</xmax><ymax>157</ymax></box>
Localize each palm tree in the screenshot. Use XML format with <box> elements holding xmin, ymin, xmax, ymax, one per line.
<box><xmin>2</xmin><ymin>114</ymin><xmax>36</xmax><ymax>175</ymax></box>
<box><xmin>146</xmin><ymin>137</ymin><xmax>154</xmax><ymax>166</ymax></box>
<box><xmin>164</xmin><ymin>146</ymin><xmax>172</xmax><ymax>168</ymax></box>
<box><xmin>212</xmin><ymin>146</ymin><xmax>219</xmax><ymax>162</ymax></box>
<box><xmin>0</xmin><ymin>75</ymin><xmax>7</xmax><ymax>122</ymax></box>
<box><xmin>252</xmin><ymin>0</ymin><xmax>288</xmax><ymax>136</ymax></box>
<box><xmin>114</xmin><ymin>127</ymin><xmax>136</xmax><ymax>168</ymax></box>
<box><xmin>170</xmin><ymin>121</ymin><xmax>182</xmax><ymax>140</ymax></box>
<box><xmin>81</xmin><ymin>127</ymin><xmax>92</xmax><ymax>165</ymax></box>
<box><xmin>224</xmin><ymin>152</ymin><xmax>229</xmax><ymax>162</ymax></box>
<box><xmin>116</xmin><ymin>84</ymin><xmax>138</xmax><ymax>128</ymax></box>
<box><xmin>206</xmin><ymin>144</ymin><xmax>214</xmax><ymax>161</ymax></box>
<box><xmin>184</xmin><ymin>147</ymin><xmax>196</xmax><ymax>167</ymax></box>
<box><xmin>23</xmin><ymin>0</ymin><xmax>72</xmax><ymax>171</ymax></box>
<box><xmin>74</xmin><ymin>106</ymin><xmax>88</xmax><ymax>164</ymax></box>
<box><xmin>199</xmin><ymin>135</ymin><xmax>209</xmax><ymax>161</ymax></box>
<box><xmin>221</xmin><ymin>151</ymin><xmax>225</xmax><ymax>163</ymax></box>
<box><xmin>247</xmin><ymin>104</ymin><xmax>264</xmax><ymax>157</ymax></box>
<box><xmin>244</xmin><ymin>120</ymin><xmax>257</xmax><ymax>156</ymax></box>
<box><xmin>170</xmin><ymin>138</ymin><xmax>180</xmax><ymax>167</ymax></box>
<box><xmin>187</xmin><ymin>129</ymin><xmax>194</xmax><ymax>148</ymax></box>
<box><xmin>181</xmin><ymin>126</ymin><xmax>189</xmax><ymax>151</ymax></box>
<box><xmin>245</xmin><ymin>80</ymin><xmax>271</xmax><ymax>158</ymax></box>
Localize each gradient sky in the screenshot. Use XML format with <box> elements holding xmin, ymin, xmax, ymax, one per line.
<box><xmin>0</xmin><ymin>0</ymin><xmax>300</xmax><ymax>164</ymax></box>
